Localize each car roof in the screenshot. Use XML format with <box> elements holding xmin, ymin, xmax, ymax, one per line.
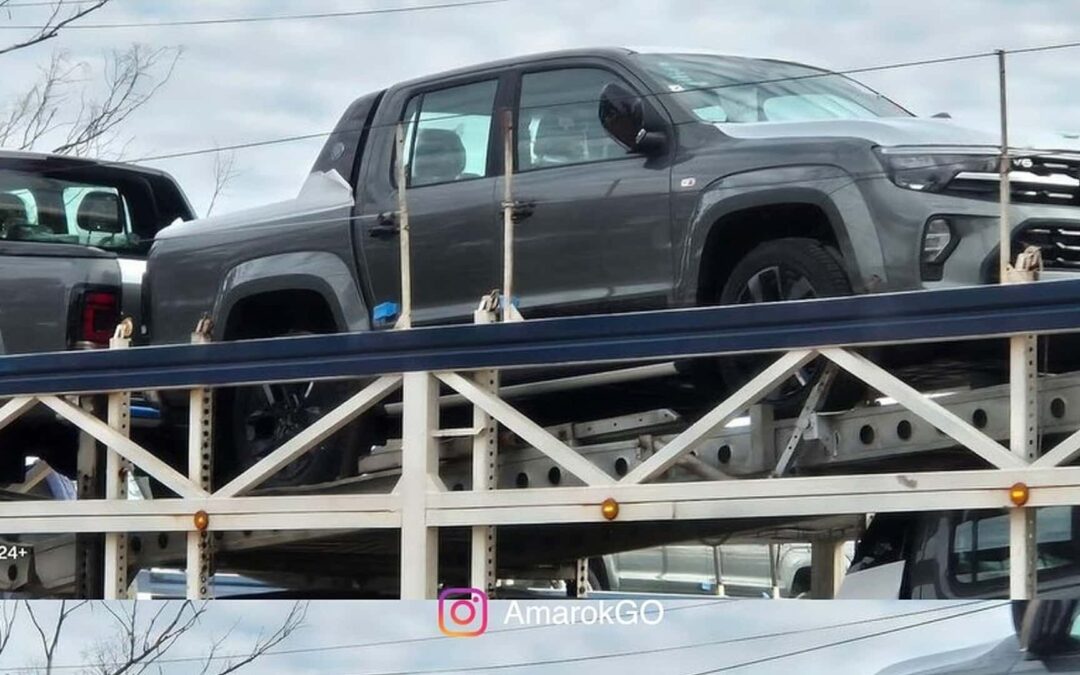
<box><xmin>0</xmin><ymin>149</ymin><xmax>178</xmax><ymax>180</ymax></box>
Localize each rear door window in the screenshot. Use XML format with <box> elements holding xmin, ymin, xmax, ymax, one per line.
<box><xmin>399</xmin><ymin>79</ymin><xmax>498</xmax><ymax>188</ymax></box>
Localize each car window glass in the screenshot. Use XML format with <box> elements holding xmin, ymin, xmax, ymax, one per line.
<box><xmin>763</xmin><ymin>94</ymin><xmax>879</xmax><ymax>121</ymax></box>
<box><xmin>401</xmin><ymin>79</ymin><xmax>497</xmax><ymax>188</ymax></box>
<box><xmin>951</xmin><ymin>506</ymin><xmax>1078</xmax><ymax>584</ymax></box>
<box><xmin>0</xmin><ymin>173</ymin><xmax>139</xmax><ymax>252</ymax></box>
<box><xmin>517</xmin><ymin>68</ymin><xmax>630</xmax><ymax>171</ymax></box>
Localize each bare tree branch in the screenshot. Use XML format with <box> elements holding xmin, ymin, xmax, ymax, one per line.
<box><xmin>51</xmin><ymin>43</ymin><xmax>183</xmax><ymax>157</ymax></box>
<box><xmin>0</xmin><ymin>601</ymin><xmax>19</xmax><ymax>658</ymax></box>
<box><xmin>25</xmin><ymin>600</ymin><xmax>87</xmax><ymax>675</ymax></box>
<box><xmin>211</xmin><ymin>602</ymin><xmax>307</xmax><ymax>675</ymax></box>
<box><xmin>0</xmin><ymin>1</ymin><xmax>111</xmax><ymax>57</ymax></box>
<box><xmin>206</xmin><ymin>148</ymin><xmax>240</xmax><ymax>217</ymax></box>
<box><xmin>0</xmin><ymin>43</ymin><xmax>181</xmax><ymax>158</ymax></box>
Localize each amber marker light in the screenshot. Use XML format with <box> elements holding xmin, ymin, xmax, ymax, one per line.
<box><xmin>601</xmin><ymin>498</ymin><xmax>619</xmax><ymax>521</ymax></box>
<box><xmin>193</xmin><ymin>510</ymin><xmax>210</xmax><ymax>531</ymax></box>
<box><xmin>1009</xmin><ymin>483</ymin><xmax>1030</xmax><ymax>507</ymax></box>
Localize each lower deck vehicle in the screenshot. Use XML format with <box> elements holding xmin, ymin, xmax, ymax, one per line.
<box><xmin>843</xmin><ymin>507</ymin><xmax>1080</xmax><ymax>599</ymax></box>
<box><xmin>0</xmin><ymin>151</ymin><xmax>193</xmax><ymax>478</ymax></box>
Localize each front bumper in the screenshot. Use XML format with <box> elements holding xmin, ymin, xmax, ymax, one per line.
<box><xmin>853</xmin><ymin>176</ymin><xmax>1080</xmax><ymax>291</ymax></box>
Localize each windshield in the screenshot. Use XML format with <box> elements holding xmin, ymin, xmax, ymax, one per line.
<box><xmin>634</xmin><ymin>53</ymin><xmax>912</xmax><ymax>123</ymax></box>
<box><xmin>0</xmin><ymin>169</ymin><xmax>144</xmax><ymax>254</ymax></box>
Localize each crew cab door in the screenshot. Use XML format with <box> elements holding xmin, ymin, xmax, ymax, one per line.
<box><xmin>502</xmin><ymin>63</ymin><xmax>674</xmax><ymax>317</ymax></box>
<box><xmin>354</xmin><ymin>76</ymin><xmax>504</xmax><ymax>325</ymax></box>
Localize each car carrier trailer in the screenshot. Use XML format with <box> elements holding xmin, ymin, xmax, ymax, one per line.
<box><xmin>0</xmin><ymin>271</ymin><xmax>1079</xmax><ymax>599</ymax></box>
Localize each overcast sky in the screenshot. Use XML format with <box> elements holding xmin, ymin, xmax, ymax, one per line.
<box><xmin>0</xmin><ymin>600</ymin><xmax>1014</xmax><ymax>674</ymax></box>
<box><xmin>2</xmin><ymin>0</ymin><xmax>1080</xmax><ymax>216</ymax></box>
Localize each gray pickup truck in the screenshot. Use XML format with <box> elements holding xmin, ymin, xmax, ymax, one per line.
<box><xmin>0</xmin><ymin>151</ymin><xmax>193</xmax><ymax>477</ymax></box>
<box><xmin>144</xmin><ymin>47</ymin><xmax>1080</xmax><ymax>486</ymax></box>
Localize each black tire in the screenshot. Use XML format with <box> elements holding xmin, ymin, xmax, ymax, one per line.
<box><xmin>216</xmin><ymin>331</ymin><xmax>374</xmax><ymax>489</ymax></box>
<box><xmin>716</xmin><ymin>238</ymin><xmax>868</xmax><ymax>414</ymax></box>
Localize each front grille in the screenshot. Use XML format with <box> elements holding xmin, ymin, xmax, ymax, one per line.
<box><xmin>946</xmin><ymin>153</ymin><xmax>1080</xmax><ymax>207</ymax></box>
<box><xmin>1016</xmin><ymin>222</ymin><xmax>1080</xmax><ymax>269</ymax></box>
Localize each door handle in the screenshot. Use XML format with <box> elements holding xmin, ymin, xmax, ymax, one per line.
<box><xmin>508</xmin><ymin>200</ymin><xmax>535</xmax><ymax>224</ymax></box>
<box><xmin>369</xmin><ymin>212</ymin><xmax>400</xmax><ymax>239</ymax></box>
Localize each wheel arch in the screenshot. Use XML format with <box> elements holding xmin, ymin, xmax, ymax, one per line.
<box><xmin>691</xmin><ymin>189</ymin><xmax>859</xmax><ymax>305</ymax></box>
<box><xmin>212</xmin><ymin>252</ymin><xmax>370</xmax><ymax>341</ymax></box>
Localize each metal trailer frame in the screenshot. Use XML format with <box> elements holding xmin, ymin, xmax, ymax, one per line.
<box><xmin>2</xmin><ymin>279</ymin><xmax>1080</xmax><ymax>599</ymax></box>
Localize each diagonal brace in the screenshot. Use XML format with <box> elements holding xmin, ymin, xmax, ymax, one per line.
<box><xmin>821</xmin><ymin>348</ymin><xmax>1026</xmax><ymax>470</ymax></box>
<box><xmin>436</xmin><ymin>371</ymin><xmax>614</xmax><ymax>486</ymax></box>
<box><xmin>215</xmin><ymin>375</ymin><xmax>402</xmax><ymax>497</ymax></box>
<box><xmin>0</xmin><ymin>397</ymin><xmax>39</xmax><ymax>434</ymax></box>
<box><xmin>1033</xmin><ymin>427</ymin><xmax>1080</xmax><ymax>468</ymax></box>
<box><xmin>40</xmin><ymin>395</ymin><xmax>208</xmax><ymax>499</ymax></box>
<box><xmin>623</xmin><ymin>349</ymin><xmax>819</xmax><ymax>485</ymax></box>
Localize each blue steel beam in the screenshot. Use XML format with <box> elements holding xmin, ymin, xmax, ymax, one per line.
<box><xmin>1</xmin><ymin>279</ymin><xmax>1079</xmax><ymax>396</ymax></box>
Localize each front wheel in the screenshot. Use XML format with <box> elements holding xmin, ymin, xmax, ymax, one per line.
<box><xmin>717</xmin><ymin>238</ymin><xmax>868</xmax><ymax>414</ymax></box>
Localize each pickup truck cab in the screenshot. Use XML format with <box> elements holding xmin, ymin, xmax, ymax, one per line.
<box><xmin>841</xmin><ymin>507</ymin><xmax>1080</xmax><ymax>599</ymax></box>
<box><xmin>146</xmin><ymin>47</ymin><xmax>1080</xmax><ymax>486</ymax></box>
<box><xmin>0</xmin><ymin>151</ymin><xmax>193</xmax><ymax>477</ymax></box>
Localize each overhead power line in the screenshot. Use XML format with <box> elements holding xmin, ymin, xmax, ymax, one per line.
<box><xmin>115</xmin><ymin>37</ymin><xmax>1080</xmax><ymax>167</ymax></box>
<box><xmin>0</xmin><ymin>0</ymin><xmax>509</xmax><ymax>28</ymax></box>
<box><xmin>1</xmin><ymin>599</ymin><xmax>729</xmax><ymax>671</ymax></box>
<box><xmin>330</xmin><ymin>602</ymin><xmax>990</xmax><ymax>675</ymax></box>
<box><xmin>687</xmin><ymin>601</ymin><xmax>1012</xmax><ymax>674</ymax></box>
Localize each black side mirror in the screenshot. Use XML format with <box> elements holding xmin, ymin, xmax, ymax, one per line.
<box><xmin>599</xmin><ymin>83</ymin><xmax>666</xmax><ymax>155</ymax></box>
<box><xmin>930</xmin><ymin>111</ymin><xmax>952</xmax><ymax>119</ymax></box>
<box><xmin>1019</xmin><ymin>599</ymin><xmax>1080</xmax><ymax>658</ymax></box>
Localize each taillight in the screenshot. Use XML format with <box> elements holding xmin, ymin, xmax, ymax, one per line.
<box><xmin>71</xmin><ymin>287</ymin><xmax>120</xmax><ymax>348</ymax></box>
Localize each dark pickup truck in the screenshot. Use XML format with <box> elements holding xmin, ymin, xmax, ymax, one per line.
<box><xmin>0</xmin><ymin>151</ymin><xmax>193</xmax><ymax>477</ymax></box>
<box><xmin>144</xmin><ymin>47</ymin><xmax>1080</xmax><ymax>486</ymax></box>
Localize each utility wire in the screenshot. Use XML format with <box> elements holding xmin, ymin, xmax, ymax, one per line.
<box><xmin>95</xmin><ymin>37</ymin><xmax>1080</xmax><ymax>167</ymax></box>
<box><xmin>1</xmin><ymin>599</ymin><xmax>729</xmax><ymax>671</ymax></box>
<box><xmin>0</xmin><ymin>0</ymin><xmax>509</xmax><ymax>28</ymax></box>
<box><xmin>327</xmin><ymin>601</ymin><xmax>990</xmax><ymax>675</ymax></box>
<box><xmin>686</xmin><ymin>601</ymin><xmax>1012</xmax><ymax>674</ymax></box>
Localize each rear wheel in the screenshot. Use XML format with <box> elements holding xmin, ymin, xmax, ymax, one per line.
<box><xmin>716</xmin><ymin>238</ymin><xmax>867</xmax><ymax>414</ymax></box>
<box><xmin>217</xmin><ymin>331</ymin><xmax>375</xmax><ymax>489</ymax></box>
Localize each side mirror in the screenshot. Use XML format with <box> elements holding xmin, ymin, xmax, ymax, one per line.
<box><xmin>76</xmin><ymin>191</ymin><xmax>123</xmax><ymax>234</ymax></box>
<box><xmin>599</xmin><ymin>83</ymin><xmax>666</xmax><ymax>155</ymax></box>
<box><xmin>930</xmin><ymin>111</ymin><xmax>952</xmax><ymax>119</ymax></box>
<box><xmin>1018</xmin><ymin>599</ymin><xmax>1080</xmax><ymax>658</ymax></box>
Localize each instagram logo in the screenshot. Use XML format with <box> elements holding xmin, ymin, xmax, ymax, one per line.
<box><xmin>438</xmin><ymin>587</ymin><xmax>488</xmax><ymax>637</ymax></box>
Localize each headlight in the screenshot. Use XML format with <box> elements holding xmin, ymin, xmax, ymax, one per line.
<box><xmin>875</xmin><ymin>148</ymin><xmax>998</xmax><ymax>192</ymax></box>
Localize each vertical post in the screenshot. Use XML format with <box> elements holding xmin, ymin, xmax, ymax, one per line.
<box><xmin>712</xmin><ymin>545</ymin><xmax>726</xmax><ymax>597</ymax></box>
<box><xmin>767</xmin><ymin>543</ymin><xmax>780</xmax><ymax>599</ymax></box>
<box><xmin>997</xmin><ymin>49</ymin><xmax>1011</xmax><ymax>282</ymax></box>
<box><xmin>470</xmin><ymin>299</ymin><xmax>499</xmax><ymax>594</ymax></box>
<box><xmin>810</xmin><ymin>538</ymin><xmax>846</xmax><ymax>599</ymax></box>
<box><xmin>103</xmin><ymin>321</ymin><xmax>133</xmax><ymax>599</ymax></box>
<box><xmin>571</xmin><ymin>558</ymin><xmax>589</xmax><ymax>598</ymax></box>
<box><xmin>186</xmin><ymin>319</ymin><xmax>214</xmax><ymax>600</ymax></box>
<box><xmin>501</xmin><ymin>109</ymin><xmax>516</xmax><ymax>323</ymax></box>
<box><xmin>997</xmin><ymin>48</ymin><xmax>1038</xmax><ymax>600</ymax></box>
<box><xmin>396</xmin><ymin>122</ymin><xmax>412</xmax><ymax>329</ymax></box>
<box><xmin>400</xmin><ymin>371</ymin><xmax>440</xmax><ymax>599</ymax></box>
<box><xmin>74</xmin><ymin>396</ymin><xmax>101</xmax><ymax>599</ymax></box>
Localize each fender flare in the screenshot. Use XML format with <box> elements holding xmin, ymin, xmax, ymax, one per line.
<box><xmin>678</xmin><ymin>167</ymin><xmax>887</xmax><ymax>301</ymax></box>
<box><xmin>211</xmin><ymin>251</ymin><xmax>370</xmax><ymax>340</ymax></box>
